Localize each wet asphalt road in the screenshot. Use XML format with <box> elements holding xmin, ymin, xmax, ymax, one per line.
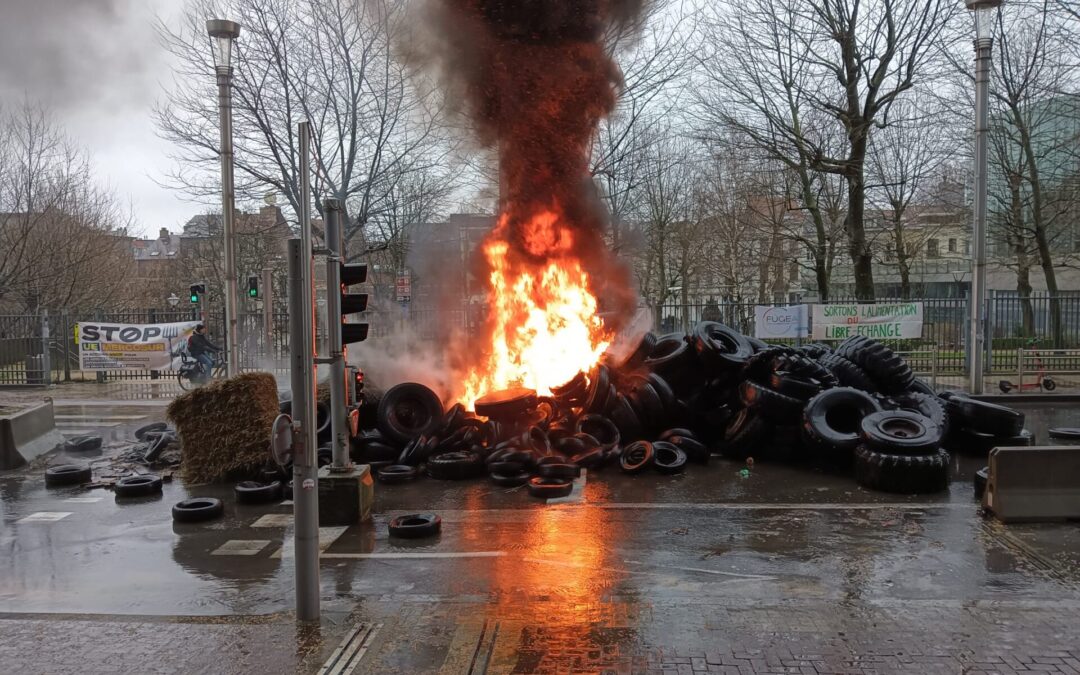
<box><xmin>1</xmin><ymin>396</ymin><xmax>1079</xmax><ymax>673</ymax></box>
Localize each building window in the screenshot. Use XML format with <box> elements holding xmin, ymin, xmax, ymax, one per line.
<box><xmin>885</xmin><ymin>243</ymin><xmax>894</xmax><ymax>261</ymax></box>
<box><xmin>964</xmin><ymin>239</ymin><xmax>971</xmax><ymax>255</ymax></box>
<box><xmin>948</xmin><ymin>238</ymin><xmax>957</xmax><ymax>253</ymax></box>
<box><xmin>927</xmin><ymin>239</ymin><xmax>940</xmax><ymax>258</ymax></box>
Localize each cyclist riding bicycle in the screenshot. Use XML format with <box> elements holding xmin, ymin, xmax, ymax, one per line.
<box><xmin>187</xmin><ymin>324</ymin><xmax>222</xmax><ymax>378</ymax></box>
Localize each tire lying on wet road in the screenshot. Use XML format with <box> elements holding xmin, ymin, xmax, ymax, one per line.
<box><xmin>115</xmin><ymin>474</ymin><xmax>163</xmax><ymax>498</ymax></box>
<box><xmin>376</xmin><ymin>464</ymin><xmax>419</xmax><ymax>484</ymax></box>
<box><xmin>801</xmin><ymin>387</ymin><xmax>883</xmax><ymax>456</ymax></box>
<box><xmin>527</xmin><ymin>477</ymin><xmax>573</xmax><ymax>499</ymax></box>
<box><xmin>135</xmin><ymin>422</ymin><xmax>169</xmax><ymax>441</ymax></box>
<box><xmin>389</xmin><ymin>513</ymin><xmax>441</xmax><ymax>538</ymax></box>
<box><xmin>63</xmin><ymin>435</ymin><xmax>103</xmax><ymax>455</ymax></box>
<box><xmin>853</xmin><ymin>446</ymin><xmax>950</xmax><ymax>494</ymax></box>
<box><xmin>44</xmin><ymin>464</ymin><xmax>92</xmax><ymax>487</ymax></box>
<box><xmin>944</xmin><ymin>394</ymin><xmax>1025</xmax><ymax>438</ymax></box>
<box><xmin>234</xmin><ymin>480</ymin><xmax>283</xmax><ymax>504</ymax></box>
<box><xmin>172</xmin><ymin>497</ymin><xmax>225</xmax><ymax>523</ymax></box>
<box><xmin>377</xmin><ymin>382</ymin><xmax>444</xmax><ymax>445</ymax></box>
<box><xmin>974</xmin><ymin>466</ymin><xmax>989</xmax><ymax>500</ymax></box>
<box><xmin>426</xmin><ymin>451</ymin><xmax>483</xmax><ymax>480</ymax></box>
<box><xmin>653</xmin><ymin>441</ymin><xmax>687</xmax><ymax>474</ymax></box>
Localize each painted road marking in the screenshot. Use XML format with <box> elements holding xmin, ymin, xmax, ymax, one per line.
<box><xmin>50</xmin><ymin>400</ymin><xmax>170</xmax><ymax>407</ymax></box>
<box><xmin>54</xmin><ymin>414</ymin><xmax>149</xmax><ymax>421</ymax></box>
<box><xmin>321</xmin><ymin>552</ymin><xmax>506</xmax><ymax>560</ymax></box>
<box><xmin>546</xmin><ymin>469</ymin><xmax>586</xmax><ymax>504</ymax></box>
<box><xmin>252</xmin><ymin>513</ymin><xmax>293</xmax><ymax>528</ymax></box>
<box><xmin>17</xmin><ymin>512</ymin><xmax>73</xmax><ymax>523</ymax></box>
<box><xmin>272</xmin><ymin>526</ymin><xmax>348</xmax><ymax>558</ymax></box>
<box><xmin>63</xmin><ymin>497</ymin><xmax>103</xmax><ymax>504</ymax></box>
<box><xmin>212</xmin><ymin>540</ymin><xmax>272</xmax><ymax>556</ymax></box>
<box><xmin>525</xmin><ymin>556</ymin><xmax>775</xmax><ymax>582</ymax></box>
<box><xmin>55</xmin><ymin>421</ymin><xmax>121</xmax><ymax>428</ymax></box>
<box><xmin>597</xmin><ymin>502</ymin><xmax>968</xmax><ymax>510</ymax></box>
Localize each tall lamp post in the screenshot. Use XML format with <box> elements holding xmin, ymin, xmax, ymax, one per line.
<box><xmin>965</xmin><ymin>0</ymin><xmax>1001</xmax><ymax>395</ymax></box>
<box><xmin>208</xmin><ymin>19</ymin><xmax>242</xmax><ymax>377</ymax></box>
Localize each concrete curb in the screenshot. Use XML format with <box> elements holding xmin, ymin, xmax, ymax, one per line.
<box><xmin>0</xmin><ymin>400</ymin><xmax>64</xmax><ymax>470</ymax></box>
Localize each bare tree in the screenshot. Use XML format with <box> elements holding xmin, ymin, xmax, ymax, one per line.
<box><xmin>866</xmin><ymin>97</ymin><xmax>956</xmax><ymax>299</ymax></box>
<box><xmin>975</xmin><ymin>0</ymin><xmax>1079</xmax><ymax>344</ymax></box>
<box><xmin>0</xmin><ymin>102</ymin><xmax>131</xmax><ymax>312</ymax></box>
<box><xmin>156</xmin><ymin>0</ymin><xmax>459</xmax><ymax>253</ymax></box>
<box><xmin>697</xmin><ymin>0</ymin><xmax>958</xmax><ymax>300</ymax></box>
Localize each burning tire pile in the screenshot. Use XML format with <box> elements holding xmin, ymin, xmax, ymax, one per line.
<box><xmin>355</xmin><ymin>323</ymin><xmax>1030</xmax><ymax>497</ymax></box>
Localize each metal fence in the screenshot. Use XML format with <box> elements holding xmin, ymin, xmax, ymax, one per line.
<box><xmin>4</xmin><ymin>292</ymin><xmax>1080</xmax><ymax>387</ymax></box>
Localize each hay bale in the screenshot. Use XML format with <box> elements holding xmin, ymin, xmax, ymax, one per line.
<box><xmin>167</xmin><ymin>372</ymin><xmax>279</xmax><ymax>484</ymax></box>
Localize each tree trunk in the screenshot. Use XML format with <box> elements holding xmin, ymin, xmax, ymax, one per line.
<box><xmin>815</xmin><ymin>257</ymin><xmax>830</xmax><ymax>304</ymax></box>
<box><xmin>798</xmin><ymin>168</ymin><xmax>832</xmax><ymax>302</ymax></box>
<box><xmin>1017</xmin><ymin>124</ymin><xmax>1062</xmax><ymax>346</ymax></box>
<box><xmin>843</xmin><ymin>145</ymin><xmax>874</xmax><ymax>301</ymax></box>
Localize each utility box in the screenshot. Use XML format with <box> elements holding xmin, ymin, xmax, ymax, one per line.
<box><xmin>317</xmin><ymin>464</ymin><xmax>374</xmax><ymax>526</ymax></box>
<box><xmin>984</xmin><ymin>446</ymin><xmax>1080</xmax><ymax>523</ymax></box>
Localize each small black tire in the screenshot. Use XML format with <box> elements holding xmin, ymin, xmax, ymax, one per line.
<box><xmin>115</xmin><ymin>474</ymin><xmax>163</xmax><ymax>498</ymax></box>
<box><xmin>859</xmin><ymin>410</ymin><xmax>942</xmax><ymax>456</ymax></box>
<box><xmin>474</xmin><ymin>387</ymin><xmax>538</xmax><ymax>419</ymax></box>
<box><xmin>854</xmin><ymin>446</ymin><xmax>950</xmax><ymax>494</ymax></box>
<box><xmin>1049</xmin><ymin>427</ymin><xmax>1080</xmax><ymax>440</ymax></box>
<box><xmin>490</xmin><ymin>471</ymin><xmax>531</xmax><ymax>487</ymax></box>
<box><xmin>666</xmin><ymin>435</ymin><xmax>709</xmax><ymax>463</ymax></box>
<box><xmin>537</xmin><ymin>463</ymin><xmax>582</xmax><ymax>480</ymax></box>
<box><xmin>609</xmin><ymin>394</ymin><xmax>645</xmax><ymax>443</ymax></box>
<box><xmin>426</xmin><ymin>451</ymin><xmax>483</xmax><ymax>480</ymax></box>
<box><xmin>691</xmin><ymin>321</ymin><xmax>753</xmax><ymax>371</ymax></box>
<box><xmin>44</xmin><ymin>463</ymin><xmax>92</xmax><ymax>487</ymax></box>
<box><xmin>135</xmin><ymin>422</ymin><xmax>168</xmax><ymax>441</ymax></box>
<box><xmin>376</xmin><ymin>464</ymin><xmax>419</xmax><ymax>484</ymax></box>
<box><xmin>576</xmin><ymin>414</ymin><xmax>620</xmax><ymax>448</ymax></box>
<box><xmin>653</xmin><ymin>441</ymin><xmax>687</xmax><ymax>474</ymax></box>
<box><xmin>172</xmin><ymin>497</ymin><xmax>225</xmax><ymax>523</ymax></box>
<box><xmin>527</xmin><ymin>477</ymin><xmax>573</xmax><ymax>499</ymax></box>
<box><xmin>1043</xmin><ymin>378</ymin><xmax>1057</xmax><ymax>391</ymax></box>
<box><xmin>768</xmin><ymin>372</ymin><xmax>825</xmax><ymax>401</ymax></box>
<box><xmin>234</xmin><ymin>481</ymin><xmax>284</xmax><ymax>504</ymax></box>
<box><xmin>620</xmin><ymin>440</ymin><xmax>654</xmax><ymax>474</ymax></box>
<box><xmin>389</xmin><ymin>513</ymin><xmax>441</xmax><ymax>538</ymax></box>
<box><xmin>63</xmin><ymin>435</ymin><xmax>103</xmax><ymax>454</ymax></box>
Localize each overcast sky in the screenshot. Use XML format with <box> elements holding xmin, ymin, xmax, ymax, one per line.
<box><xmin>1</xmin><ymin>0</ymin><xmax>197</xmax><ymax>237</ymax></box>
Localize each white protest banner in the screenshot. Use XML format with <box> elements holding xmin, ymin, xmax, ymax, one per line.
<box><xmin>812</xmin><ymin>302</ymin><xmax>923</xmax><ymax>340</ymax></box>
<box><xmin>76</xmin><ymin>321</ymin><xmax>200</xmax><ymax>371</ymax></box>
<box><xmin>754</xmin><ymin>305</ymin><xmax>809</xmax><ymax>339</ymax></box>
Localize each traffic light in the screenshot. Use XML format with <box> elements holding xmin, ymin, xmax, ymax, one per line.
<box><xmin>339</xmin><ymin>263</ymin><xmax>369</xmax><ymax>345</ymax></box>
<box><xmin>247</xmin><ymin>275</ymin><xmax>259</xmax><ymax>298</ymax></box>
<box><xmin>189</xmin><ymin>283</ymin><xmax>206</xmax><ymax>303</ymax></box>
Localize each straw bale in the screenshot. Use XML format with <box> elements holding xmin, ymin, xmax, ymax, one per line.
<box><xmin>167</xmin><ymin>371</ymin><xmax>279</xmax><ymax>484</ymax></box>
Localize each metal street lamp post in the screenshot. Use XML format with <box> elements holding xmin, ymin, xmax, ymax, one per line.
<box><xmin>207</xmin><ymin>18</ymin><xmax>242</xmax><ymax>377</ymax></box>
<box><xmin>965</xmin><ymin>0</ymin><xmax>1001</xmax><ymax>394</ymax></box>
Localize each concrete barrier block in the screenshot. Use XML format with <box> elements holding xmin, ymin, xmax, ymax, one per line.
<box><xmin>984</xmin><ymin>445</ymin><xmax>1080</xmax><ymax>523</ymax></box>
<box><xmin>0</xmin><ymin>400</ymin><xmax>64</xmax><ymax>470</ymax></box>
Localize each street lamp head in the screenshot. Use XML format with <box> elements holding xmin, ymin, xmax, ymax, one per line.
<box><xmin>965</xmin><ymin>0</ymin><xmax>1002</xmax><ymax>40</ymax></box>
<box><xmin>206</xmin><ymin>19</ymin><xmax>241</xmax><ymax>69</ymax></box>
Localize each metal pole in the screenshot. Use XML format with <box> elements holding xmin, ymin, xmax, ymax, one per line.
<box><xmin>217</xmin><ymin>66</ymin><xmax>241</xmax><ymax>378</ymax></box>
<box><xmin>40</xmin><ymin>310</ymin><xmax>51</xmax><ymax>387</ymax></box>
<box><xmin>323</xmin><ymin>199</ymin><xmax>351</xmax><ymax>470</ymax></box>
<box><xmin>262</xmin><ymin>268</ymin><xmax>273</xmax><ymax>363</ymax></box>
<box><xmin>291</xmin><ymin>121</ymin><xmax>320</xmax><ymax>622</ymax></box>
<box><xmin>969</xmin><ymin>35</ymin><xmax>992</xmax><ymax>394</ymax></box>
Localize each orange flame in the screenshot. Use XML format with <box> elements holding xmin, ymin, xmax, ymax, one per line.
<box><xmin>460</xmin><ymin>209</ymin><xmax>610</xmax><ymax>408</ymax></box>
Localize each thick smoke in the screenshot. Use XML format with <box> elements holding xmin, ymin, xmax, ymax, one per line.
<box><xmin>409</xmin><ymin>0</ymin><xmax>649</xmax><ymax>331</ymax></box>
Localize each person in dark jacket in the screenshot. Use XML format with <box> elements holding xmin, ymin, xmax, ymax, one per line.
<box><xmin>187</xmin><ymin>324</ymin><xmax>222</xmax><ymax>377</ymax></box>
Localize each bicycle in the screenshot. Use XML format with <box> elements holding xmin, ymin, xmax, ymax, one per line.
<box><xmin>177</xmin><ymin>352</ymin><xmax>227</xmax><ymax>391</ymax></box>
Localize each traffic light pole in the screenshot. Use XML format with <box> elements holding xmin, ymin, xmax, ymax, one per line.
<box><xmin>323</xmin><ymin>198</ymin><xmax>351</xmax><ymax>471</ymax></box>
<box><xmin>262</xmin><ymin>268</ymin><xmax>273</xmax><ymax>362</ymax></box>
<box><xmin>290</xmin><ymin>121</ymin><xmax>320</xmax><ymax>623</ymax></box>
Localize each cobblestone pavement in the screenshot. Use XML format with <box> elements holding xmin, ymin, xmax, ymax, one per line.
<box><xmin>349</xmin><ymin>599</ymin><xmax>1080</xmax><ymax>674</ymax></box>
<box><xmin>0</xmin><ymin>613</ymin><xmax>347</xmax><ymax>675</ymax></box>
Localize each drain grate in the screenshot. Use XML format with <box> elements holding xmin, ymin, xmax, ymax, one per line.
<box><xmin>319</xmin><ymin>622</ymin><xmax>382</xmax><ymax>675</ymax></box>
